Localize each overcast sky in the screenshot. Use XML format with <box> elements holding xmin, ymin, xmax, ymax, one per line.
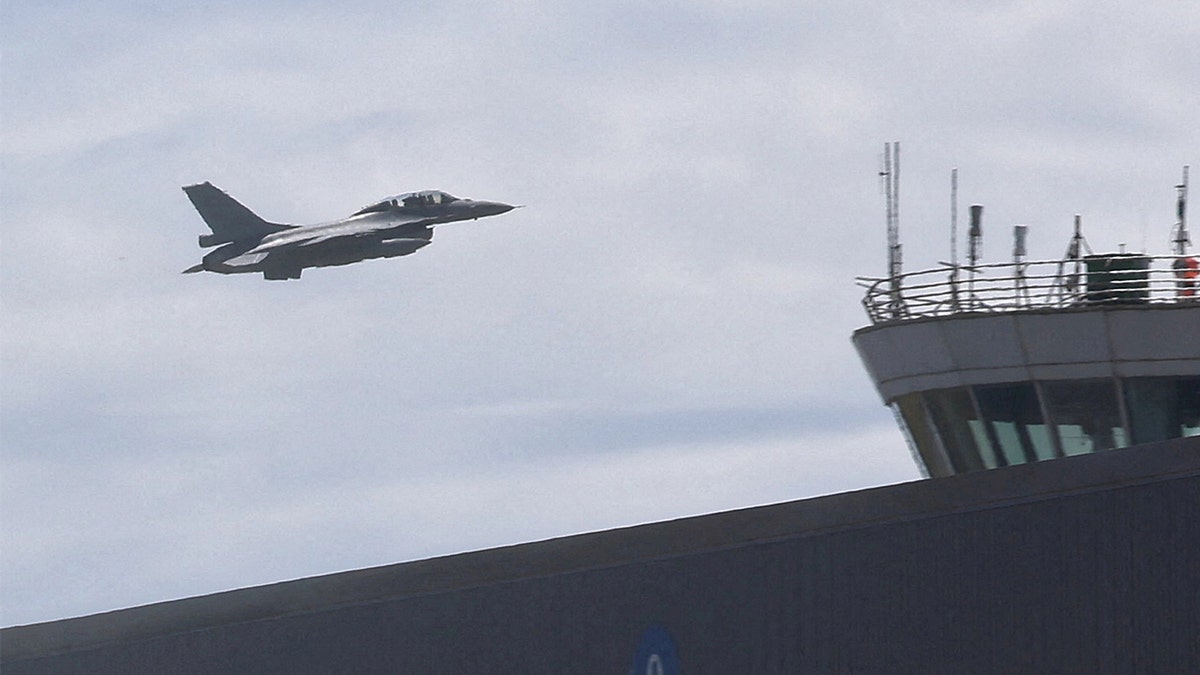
<box><xmin>3</xmin><ymin>1</ymin><xmax>1197</xmax><ymax>626</ymax></box>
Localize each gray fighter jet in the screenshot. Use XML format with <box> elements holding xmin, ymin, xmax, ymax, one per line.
<box><xmin>182</xmin><ymin>182</ymin><xmax>517</xmax><ymax>280</ymax></box>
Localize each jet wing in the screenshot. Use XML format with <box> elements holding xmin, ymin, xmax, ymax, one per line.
<box><xmin>294</xmin><ymin>230</ymin><xmax>437</xmax><ymax>247</ymax></box>
<box><xmin>295</xmin><ymin>232</ymin><xmax>373</xmax><ymax>248</ymax></box>
<box><xmin>294</xmin><ymin>232</ymin><xmax>434</xmax><ymax>251</ymax></box>
<box><xmin>246</xmin><ymin>227</ymin><xmax>431</xmax><ymax>255</ymax></box>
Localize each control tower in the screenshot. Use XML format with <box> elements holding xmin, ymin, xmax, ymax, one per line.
<box><xmin>854</xmin><ymin>156</ymin><xmax>1198</xmax><ymax>477</ymax></box>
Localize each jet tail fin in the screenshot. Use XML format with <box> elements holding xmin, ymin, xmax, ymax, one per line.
<box><xmin>183</xmin><ymin>182</ymin><xmax>292</xmax><ymax>247</ymax></box>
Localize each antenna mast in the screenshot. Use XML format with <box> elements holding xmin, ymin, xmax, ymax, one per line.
<box><xmin>1051</xmin><ymin>214</ymin><xmax>1092</xmax><ymax>303</ymax></box>
<box><xmin>967</xmin><ymin>204</ymin><xmax>983</xmax><ymax>305</ymax></box>
<box><xmin>1013</xmin><ymin>224</ymin><xmax>1030</xmax><ymax>306</ymax></box>
<box><xmin>1174</xmin><ymin>165</ymin><xmax>1190</xmax><ymax>255</ymax></box>
<box><xmin>880</xmin><ymin>142</ymin><xmax>903</xmax><ymax>318</ymax></box>
<box><xmin>950</xmin><ymin>169</ymin><xmax>958</xmax><ymax>269</ymax></box>
<box><xmin>949</xmin><ymin>168</ymin><xmax>960</xmax><ymax>310</ymax></box>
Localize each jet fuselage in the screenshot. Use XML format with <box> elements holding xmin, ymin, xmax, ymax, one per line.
<box><xmin>183</xmin><ymin>184</ymin><xmax>516</xmax><ymax>280</ymax></box>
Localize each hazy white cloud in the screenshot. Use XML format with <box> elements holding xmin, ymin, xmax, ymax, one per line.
<box><xmin>3</xmin><ymin>421</ymin><xmax>909</xmax><ymax>621</ymax></box>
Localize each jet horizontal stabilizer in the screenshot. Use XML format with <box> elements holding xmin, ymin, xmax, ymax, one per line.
<box><xmin>199</xmin><ymin>233</ymin><xmax>231</xmax><ymax>248</ymax></box>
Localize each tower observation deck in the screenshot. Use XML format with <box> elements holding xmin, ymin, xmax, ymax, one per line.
<box><xmin>853</xmin><ymin>161</ymin><xmax>1199</xmax><ymax>477</ymax></box>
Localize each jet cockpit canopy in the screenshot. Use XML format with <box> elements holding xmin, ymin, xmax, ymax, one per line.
<box><xmin>352</xmin><ymin>190</ymin><xmax>461</xmax><ymax>216</ymax></box>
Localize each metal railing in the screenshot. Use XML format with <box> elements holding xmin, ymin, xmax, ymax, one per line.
<box><xmin>858</xmin><ymin>254</ymin><xmax>1199</xmax><ymax>324</ymax></box>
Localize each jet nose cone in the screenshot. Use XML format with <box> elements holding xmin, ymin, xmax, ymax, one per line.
<box><xmin>485</xmin><ymin>201</ymin><xmax>517</xmax><ymax>215</ymax></box>
<box><xmin>471</xmin><ymin>200</ymin><xmax>518</xmax><ymax>218</ymax></box>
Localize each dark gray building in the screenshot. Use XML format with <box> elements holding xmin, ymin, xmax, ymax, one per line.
<box><xmin>4</xmin><ymin>437</ymin><xmax>1197</xmax><ymax>673</ymax></box>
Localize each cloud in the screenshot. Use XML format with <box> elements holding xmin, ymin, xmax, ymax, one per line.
<box><xmin>2</xmin><ymin>419</ymin><xmax>909</xmax><ymax>623</ymax></box>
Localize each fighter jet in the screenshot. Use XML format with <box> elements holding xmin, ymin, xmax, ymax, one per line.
<box><xmin>182</xmin><ymin>182</ymin><xmax>517</xmax><ymax>280</ymax></box>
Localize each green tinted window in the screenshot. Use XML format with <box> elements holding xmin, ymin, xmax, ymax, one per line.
<box><xmin>1042</xmin><ymin>380</ymin><xmax>1125</xmax><ymax>454</ymax></box>
<box><xmin>974</xmin><ymin>383</ymin><xmax>1056</xmax><ymax>465</ymax></box>
<box><xmin>1125</xmin><ymin>376</ymin><xmax>1200</xmax><ymax>443</ymax></box>
<box><xmin>924</xmin><ymin>388</ymin><xmax>992</xmax><ymax>472</ymax></box>
<box><xmin>895</xmin><ymin>395</ymin><xmax>951</xmax><ymax>476</ymax></box>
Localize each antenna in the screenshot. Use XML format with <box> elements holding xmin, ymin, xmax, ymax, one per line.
<box><xmin>880</xmin><ymin>142</ymin><xmax>904</xmax><ymax>318</ymax></box>
<box><xmin>1013</xmin><ymin>224</ymin><xmax>1030</xmax><ymax>305</ymax></box>
<box><xmin>1012</xmin><ymin>225</ymin><xmax>1028</xmax><ymax>261</ymax></box>
<box><xmin>1174</xmin><ymin>165</ymin><xmax>1190</xmax><ymax>255</ymax></box>
<box><xmin>949</xmin><ymin>169</ymin><xmax>960</xmax><ymax>310</ymax></box>
<box><xmin>950</xmin><ymin>169</ymin><xmax>958</xmax><ymax>269</ymax></box>
<box><xmin>1051</xmin><ymin>215</ymin><xmax>1093</xmax><ymax>304</ymax></box>
<box><xmin>968</xmin><ymin>205</ymin><xmax>983</xmax><ymax>267</ymax></box>
<box><xmin>1067</xmin><ymin>215</ymin><xmax>1091</xmax><ymax>260</ymax></box>
<box><xmin>967</xmin><ymin>204</ymin><xmax>983</xmax><ymax>304</ymax></box>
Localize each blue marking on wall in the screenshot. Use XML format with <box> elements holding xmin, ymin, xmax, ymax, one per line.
<box><xmin>628</xmin><ymin>623</ymin><xmax>680</xmax><ymax>675</ymax></box>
